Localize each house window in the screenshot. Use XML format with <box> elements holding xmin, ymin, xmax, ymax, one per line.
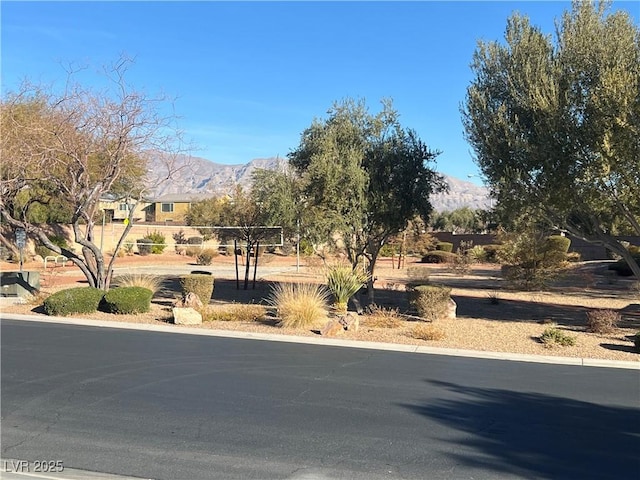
<box><xmin>119</xmin><ymin>203</ymin><xmax>130</xmax><ymax>211</ymax></box>
<box><xmin>161</xmin><ymin>203</ymin><xmax>174</xmax><ymax>213</ymax></box>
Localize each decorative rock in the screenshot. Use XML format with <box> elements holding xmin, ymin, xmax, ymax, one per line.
<box><xmin>321</xmin><ymin>318</ymin><xmax>344</xmax><ymax>337</ymax></box>
<box><xmin>339</xmin><ymin>312</ymin><xmax>359</xmax><ymax>332</ymax></box>
<box><xmin>446</xmin><ymin>298</ymin><xmax>457</xmax><ymax>319</ymax></box>
<box><xmin>174</xmin><ymin>292</ymin><xmax>203</xmax><ymax>309</ymax></box>
<box><xmin>172</xmin><ymin>307</ymin><xmax>203</xmax><ymax>325</ymax></box>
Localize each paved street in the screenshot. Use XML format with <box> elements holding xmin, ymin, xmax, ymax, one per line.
<box><xmin>1</xmin><ymin>319</ymin><xmax>639</xmax><ymax>479</ymax></box>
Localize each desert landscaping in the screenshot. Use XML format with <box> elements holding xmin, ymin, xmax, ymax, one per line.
<box><xmin>2</xmin><ymin>251</ymin><xmax>638</xmax><ymax>363</ymax></box>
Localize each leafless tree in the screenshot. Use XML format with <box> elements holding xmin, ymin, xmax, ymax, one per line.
<box><xmin>0</xmin><ymin>56</ymin><xmax>190</xmax><ymax>289</ymax></box>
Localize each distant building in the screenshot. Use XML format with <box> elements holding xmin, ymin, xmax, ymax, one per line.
<box><xmin>98</xmin><ymin>195</ymin><xmax>150</xmax><ymax>223</ymax></box>
<box><xmin>145</xmin><ymin>193</ymin><xmax>215</xmax><ymax>224</ymax></box>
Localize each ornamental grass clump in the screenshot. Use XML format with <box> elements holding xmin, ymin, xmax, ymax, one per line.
<box><xmin>363</xmin><ymin>305</ymin><xmax>403</xmax><ymax>329</ymax></box>
<box><xmin>268</xmin><ymin>282</ymin><xmax>329</xmax><ymax>329</ymax></box>
<box><xmin>113</xmin><ymin>273</ymin><xmax>162</xmax><ymax>295</ymax></box>
<box><xmin>325</xmin><ymin>264</ymin><xmax>369</xmax><ymax>313</ymax></box>
<box><xmin>101</xmin><ymin>286</ymin><xmax>153</xmax><ymax>314</ymax></box>
<box><xmin>410</xmin><ymin>324</ymin><xmax>446</xmax><ymax>341</ymax></box>
<box><xmin>201</xmin><ymin>304</ymin><xmax>267</xmax><ymax>322</ymax></box>
<box><xmin>42</xmin><ymin>287</ymin><xmax>105</xmax><ymax>316</ymax></box>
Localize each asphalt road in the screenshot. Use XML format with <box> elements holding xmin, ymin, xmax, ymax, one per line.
<box><xmin>1</xmin><ymin>319</ymin><xmax>639</xmax><ymax>480</ymax></box>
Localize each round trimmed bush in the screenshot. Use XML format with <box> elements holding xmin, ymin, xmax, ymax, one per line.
<box><xmin>101</xmin><ymin>286</ymin><xmax>153</xmax><ymax>314</ymax></box>
<box><xmin>180</xmin><ymin>274</ymin><xmax>214</xmax><ymax>304</ymax></box>
<box><xmin>435</xmin><ymin>242</ymin><xmax>454</xmax><ymax>253</ymax></box>
<box><xmin>408</xmin><ymin>284</ymin><xmax>452</xmax><ymax>321</ymax></box>
<box><xmin>43</xmin><ymin>287</ymin><xmax>104</xmax><ymax>316</ymax></box>
<box><xmin>421</xmin><ymin>251</ymin><xmax>458</xmax><ymax>264</ymax></box>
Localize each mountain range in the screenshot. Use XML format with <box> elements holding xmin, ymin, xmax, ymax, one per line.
<box><xmin>148</xmin><ymin>154</ymin><xmax>491</xmax><ymax>212</ymax></box>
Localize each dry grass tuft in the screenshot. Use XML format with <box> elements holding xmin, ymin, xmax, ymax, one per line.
<box><xmin>202</xmin><ymin>304</ymin><xmax>267</xmax><ymax>322</ymax></box>
<box><xmin>113</xmin><ymin>273</ymin><xmax>162</xmax><ymax>294</ymax></box>
<box><xmin>586</xmin><ymin>309</ymin><xmax>620</xmax><ymax>334</ymax></box>
<box><xmin>268</xmin><ymin>282</ymin><xmax>329</xmax><ymax>329</ymax></box>
<box><xmin>362</xmin><ymin>306</ymin><xmax>403</xmax><ymax>329</ymax></box>
<box><xmin>410</xmin><ymin>323</ymin><xmax>446</xmax><ymax>341</ymax></box>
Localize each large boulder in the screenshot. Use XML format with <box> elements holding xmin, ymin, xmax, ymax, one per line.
<box><xmin>172</xmin><ymin>307</ymin><xmax>202</xmax><ymax>325</ymax></box>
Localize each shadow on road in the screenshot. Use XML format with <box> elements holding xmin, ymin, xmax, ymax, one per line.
<box><xmin>398</xmin><ymin>380</ymin><xmax>640</xmax><ymax>479</ymax></box>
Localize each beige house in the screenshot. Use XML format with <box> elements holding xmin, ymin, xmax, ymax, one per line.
<box><xmin>98</xmin><ymin>196</ymin><xmax>150</xmax><ymax>223</ymax></box>
<box><xmin>145</xmin><ymin>193</ymin><xmax>214</xmax><ymax>224</ymax></box>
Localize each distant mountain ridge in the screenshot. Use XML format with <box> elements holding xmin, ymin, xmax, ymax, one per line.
<box><xmin>147</xmin><ymin>154</ymin><xmax>490</xmax><ymax>211</ymax></box>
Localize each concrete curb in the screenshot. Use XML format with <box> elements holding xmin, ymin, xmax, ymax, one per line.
<box><xmin>3</xmin><ymin>313</ymin><xmax>639</xmax><ymax>370</ymax></box>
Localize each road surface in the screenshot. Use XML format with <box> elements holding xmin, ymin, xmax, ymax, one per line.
<box><xmin>2</xmin><ymin>319</ymin><xmax>639</xmax><ymax>479</ymax></box>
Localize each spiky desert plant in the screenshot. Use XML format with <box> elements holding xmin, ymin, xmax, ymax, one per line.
<box><xmin>112</xmin><ymin>273</ymin><xmax>162</xmax><ymax>295</ymax></box>
<box><xmin>325</xmin><ymin>264</ymin><xmax>369</xmax><ymax>313</ymax></box>
<box><xmin>268</xmin><ymin>282</ymin><xmax>329</xmax><ymax>329</ymax></box>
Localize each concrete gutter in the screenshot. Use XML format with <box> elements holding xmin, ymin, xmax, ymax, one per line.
<box><xmin>3</xmin><ymin>313</ymin><xmax>639</xmax><ymax>370</ymax></box>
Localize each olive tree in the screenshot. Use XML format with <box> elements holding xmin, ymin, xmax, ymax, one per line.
<box><xmin>0</xmin><ymin>58</ymin><xmax>187</xmax><ymax>289</ymax></box>
<box><xmin>462</xmin><ymin>0</ymin><xmax>640</xmax><ymax>278</ymax></box>
<box><xmin>289</xmin><ymin>98</ymin><xmax>446</xmax><ymax>303</ymax></box>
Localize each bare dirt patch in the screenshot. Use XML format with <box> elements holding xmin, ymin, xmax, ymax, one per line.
<box><xmin>2</xmin><ymin>253</ymin><xmax>638</xmax><ymax>362</ymax></box>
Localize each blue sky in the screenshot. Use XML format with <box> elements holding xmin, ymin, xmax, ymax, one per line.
<box><xmin>2</xmin><ymin>1</ymin><xmax>638</xmax><ymax>184</ymax></box>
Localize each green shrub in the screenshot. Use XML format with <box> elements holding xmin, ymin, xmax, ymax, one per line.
<box><xmin>421</xmin><ymin>251</ymin><xmax>458</xmax><ymax>264</ymax></box>
<box><xmin>101</xmin><ymin>286</ymin><xmax>153</xmax><ymax>314</ymax></box>
<box><xmin>142</xmin><ymin>231</ymin><xmax>166</xmax><ymax>254</ymax></box>
<box><xmin>586</xmin><ymin>309</ymin><xmax>620</xmax><ymax>334</ymax></box>
<box><xmin>268</xmin><ymin>282</ymin><xmax>329</xmax><ymax>329</ymax></box>
<box><xmin>379</xmin><ymin>243</ymin><xmax>398</xmax><ymax>257</ymax></box>
<box><xmin>408</xmin><ymin>284</ymin><xmax>452</xmax><ymax>321</ymax></box>
<box><xmin>35</xmin><ymin>234</ymin><xmax>69</xmax><ymax>258</ymax></box>
<box><xmin>180</xmin><ymin>274</ymin><xmax>214</xmax><ymax>304</ymax></box>
<box><xmin>43</xmin><ymin>287</ymin><xmax>104</xmax><ymax>316</ymax></box>
<box><xmin>299</xmin><ymin>238</ymin><xmax>314</xmax><ymax>257</ymax></box>
<box><xmin>435</xmin><ymin>242</ymin><xmax>454</xmax><ymax>253</ymax></box>
<box><xmin>467</xmin><ymin>245</ymin><xmax>487</xmax><ymax>263</ymax></box>
<box><xmin>540</xmin><ymin>327</ymin><xmax>576</xmax><ymax>347</ymax></box>
<box><xmin>325</xmin><ymin>264</ymin><xmax>369</xmax><ymax>313</ymax></box>
<box><xmin>196</xmin><ymin>248</ymin><xmax>218</xmax><ymax>265</ymax></box>
<box><xmin>542</xmin><ymin>235</ymin><xmax>571</xmax><ymax>266</ymax></box>
<box><xmin>136</xmin><ymin>238</ymin><xmax>152</xmax><ymax>256</ymax></box>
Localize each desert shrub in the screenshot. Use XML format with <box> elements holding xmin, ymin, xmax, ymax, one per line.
<box><xmin>196</xmin><ymin>248</ymin><xmax>218</xmax><ymax>265</ymax></box>
<box><xmin>467</xmin><ymin>245</ymin><xmax>487</xmax><ymax>263</ymax></box>
<box><xmin>136</xmin><ymin>238</ymin><xmax>152</xmax><ymax>256</ymax></box>
<box><xmin>449</xmin><ymin>240</ymin><xmax>474</xmax><ymax>275</ymax></box>
<box><xmin>201</xmin><ymin>304</ymin><xmax>267</xmax><ymax>322</ymax></box>
<box><xmin>483</xmin><ymin>244</ymin><xmax>501</xmax><ymax>263</ymax></box>
<box><xmin>435</xmin><ymin>242</ymin><xmax>454</xmax><ymax>253</ymax></box>
<box><xmin>268</xmin><ymin>282</ymin><xmax>329</xmax><ymax>329</ymax></box>
<box><xmin>487</xmin><ymin>291</ymin><xmax>501</xmax><ymax>305</ymax></box>
<box><xmin>123</xmin><ymin>241</ymin><xmax>135</xmax><ymax>255</ymax></box>
<box><xmin>35</xmin><ymin>234</ymin><xmax>69</xmax><ymax>258</ymax></box>
<box><xmin>112</xmin><ymin>273</ymin><xmax>162</xmax><ymax>295</ymax></box>
<box><xmin>43</xmin><ymin>287</ymin><xmax>104</xmax><ymax>316</ymax></box>
<box><xmin>634</xmin><ymin>332</ymin><xmax>640</xmax><ymax>352</ymax></box>
<box><xmin>187</xmin><ymin>236</ymin><xmax>204</xmax><ymax>245</ymax></box>
<box><xmin>101</xmin><ymin>286</ymin><xmax>152</xmax><ymax>314</ymax></box>
<box><xmin>298</xmin><ymin>238</ymin><xmax>315</xmax><ymax>257</ymax></box>
<box><xmin>406</xmin><ymin>265</ymin><xmax>430</xmax><ymax>285</ymax></box>
<box><xmin>421</xmin><ymin>251</ymin><xmax>457</xmax><ymax>264</ymax></box>
<box><xmin>363</xmin><ymin>306</ymin><xmax>403</xmax><ymax>329</ymax></box>
<box><xmin>172</xmin><ymin>229</ymin><xmax>188</xmax><ymax>246</ymax></box>
<box><xmin>411</xmin><ymin>324</ymin><xmax>445</xmax><ymax>341</ymax></box>
<box><xmin>184</xmin><ymin>246</ymin><xmax>202</xmax><ymax>257</ymax></box>
<box><xmin>540</xmin><ymin>327</ymin><xmax>576</xmax><ymax>347</ymax></box>
<box><xmin>142</xmin><ymin>231</ymin><xmax>166</xmax><ymax>254</ymax></box>
<box><xmin>408</xmin><ymin>284</ymin><xmax>452</xmax><ymax>321</ymax></box>
<box><xmin>608</xmin><ymin>254</ymin><xmax>640</xmax><ymax>277</ymax></box>
<box><xmin>566</xmin><ymin>251</ymin><xmax>582</xmax><ymax>262</ymax></box>
<box><xmin>586</xmin><ymin>309</ymin><xmax>620</xmax><ymax>334</ymax></box>
<box><xmin>180</xmin><ymin>274</ymin><xmax>214</xmax><ymax>304</ymax></box>
<box><xmin>379</xmin><ymin>243</ymin><xmax>398</xmax><ymax>257</ymax></box>
<box><xmin>325</xmin><ymin>264</ymin><xmax>369</xmax><ymax>313</ymax></box>
<box><xmin>542</xmin><ymin>235</ymin><xmax>571</xmax><ymax>266</ymax></box>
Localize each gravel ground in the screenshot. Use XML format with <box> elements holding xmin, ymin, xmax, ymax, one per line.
<box><xmin>2</xmin><ymin>254</ymin><xmax>638</xmax><ymax>362</ymax></box>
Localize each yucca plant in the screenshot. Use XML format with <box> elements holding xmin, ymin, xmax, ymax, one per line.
<box><xmin>268</xmin><ymin>282</ymin><xmax>329</xmax><ymax>329</ymax></box>
<box><xmin>325</xmin><ymin>264</ymin><xmax>369</xmax><ymax>314</ymax></box>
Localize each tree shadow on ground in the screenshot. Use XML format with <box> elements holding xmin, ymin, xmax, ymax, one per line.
<box><xmin>398</xmin><ymin>380</ymin><xmax>640</xmax><ymax>479</ymax></box>
<box><xmin>156</xmin><ymin>276</ymin><xmax>276</xmax><ymax>305</ymax></box>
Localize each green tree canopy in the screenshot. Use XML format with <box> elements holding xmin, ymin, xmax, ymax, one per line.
<box><xmin>288</xmin><ymin>98</ymin><xmax>446</xmax><ymax>302</ymax></box>
<box><xmin>462</xmin><ymin>0</ymin><xmax>640</xmax><ymax>277</ymax></box>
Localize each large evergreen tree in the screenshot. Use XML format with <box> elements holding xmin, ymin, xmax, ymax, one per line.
<box><xmin>462</xmin><ymin>0</ymin><xmax>640</xmax><ymax>277</ymax></box>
